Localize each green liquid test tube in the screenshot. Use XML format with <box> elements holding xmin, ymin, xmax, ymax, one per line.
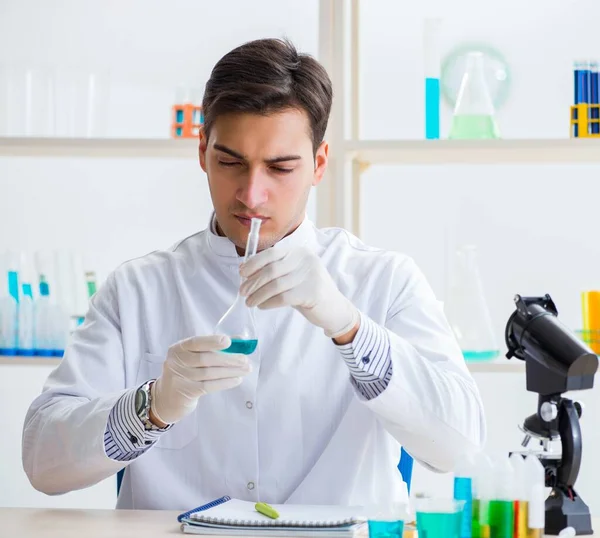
<box><xmin>478</xmin><ymin>499</ymin><xmax>491</xmax><ymax>538</ymax></box>
<box><xmin>473</xmin><ymin>454</ymin><xmax>494</xmax><ymax>538</ymax></box>
<box><xmin>472</xmin><ymin>498</ymin><xmax>481</xmax><ymax>538</ymax></box>
<box><xmin>489</xmin><ymin>500</ymin><xmax>513</xmax><ymax>538</ymax></box>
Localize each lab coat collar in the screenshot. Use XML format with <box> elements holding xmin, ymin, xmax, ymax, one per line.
<box><xmin>206</xmin><ymin>213</ymin><xmax>317</xmax><ymax>262</ymax></box>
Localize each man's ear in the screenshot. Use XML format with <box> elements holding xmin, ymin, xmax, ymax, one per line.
<box><xmin>199</xmin><ymin>127</ymin><xmax>208</xmax><ymax>172</ymax></box>
<box><xmin>312</xmin><ymin>141</ymin><xmax>329</xmax><ymax>187</ymax></box>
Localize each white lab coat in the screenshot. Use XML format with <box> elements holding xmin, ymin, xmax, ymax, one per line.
<box><xmin>22</xmin><ymin>219</ymin><xmax>485</xmax><ymax>510</ymax></box>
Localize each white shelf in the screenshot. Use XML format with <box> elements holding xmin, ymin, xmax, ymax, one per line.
<box><xmin>467</xmin><ymin>360</ymin><xmax>525</xmax><ymax>373</ymax></box>
<box><xmin>0</xmin><ymin>355</ymin><xmax>524</xmax><ymax>373</ymax></box>
<box><xmin>2</xmin><ymin>137</ymin><xmax>599</xmax><ymax>165</ymax></box>
<box><xmin>0</xmin><ymin>357</ymin><xmax>62</xmax><ymax>366</ymax></box>
<box><xmin>0</xmin><ymin>137</ymin><xmax>199</xmax><ymax>159</ymax></box>
<box><xmin>345</xmin><ymin>138</ymin><xmax>600</xmax><ymax>166</ymax></box>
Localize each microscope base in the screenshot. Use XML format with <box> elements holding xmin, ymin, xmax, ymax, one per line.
<box><xmin>545</xmin><ymin>488</ymin><xmax>593</xmax><ymax>535</ymax></box>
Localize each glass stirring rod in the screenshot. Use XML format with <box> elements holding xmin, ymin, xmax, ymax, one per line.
<box><xmin>243</xmin><ymin>217</ymin><xmax>261</xmax><ymax>263</ymax></box>
<box><xmin>215</xmin><ymin>218</ymin><xmax>262</xmax><ymax>354</ymax></box>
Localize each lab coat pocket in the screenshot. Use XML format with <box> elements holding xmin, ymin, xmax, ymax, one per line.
<box><xmin>137</xmin><ymin>353</ymin><xmax>199</xmax><ymax>450</ymax></box>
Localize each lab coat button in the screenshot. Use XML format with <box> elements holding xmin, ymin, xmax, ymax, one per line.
<box><xmin>247</xmin><ymin>482</ymin><xmax>255</xmax><ymax>490</ymax></box>
<box><xmin>246</xmin><ymin>401</ymin><xmax>253</xmax><ymax>409</ymax></box>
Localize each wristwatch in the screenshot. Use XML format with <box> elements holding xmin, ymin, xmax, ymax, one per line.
<box><xmin>134</xmin><ymin>380</ymin><xmax>163</xmax><ymax>431</ymax></box>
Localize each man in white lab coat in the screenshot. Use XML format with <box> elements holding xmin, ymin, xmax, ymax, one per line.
<box><xmin>23</xmin><ymin>39</ymin><xmax>485</xmax><ymax>510</ymax></box>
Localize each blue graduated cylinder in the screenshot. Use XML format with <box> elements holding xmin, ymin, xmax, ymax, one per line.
<box><xmin>425</xmin><ymin>77</ymin><xmax>440</xmax><ymax>140</ymax></box>
<box><xmin>454</xmin><ymin>476</ymin><xmax>472</xmax><ymax>538</ymax></box>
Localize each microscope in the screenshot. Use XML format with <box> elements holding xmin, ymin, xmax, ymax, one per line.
<box><xmin>505</xmin><ymin>294</ymin><xmax>599</xmax><ymax>535</ymax></box>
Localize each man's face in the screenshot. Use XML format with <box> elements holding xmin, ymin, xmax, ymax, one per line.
<box><xmin>199</xmin><ymin>109</ymin><xmax>328</xmax><ymax>253</ymax></box>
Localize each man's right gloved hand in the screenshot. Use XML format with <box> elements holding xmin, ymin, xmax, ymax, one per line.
<box><xmin>150</xmin><ymin>335</ymin><xmax>252</xmax><ymax>426</ymax></box>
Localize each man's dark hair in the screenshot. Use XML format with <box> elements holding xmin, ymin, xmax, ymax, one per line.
<box><xmin>202</xmin><ymin>38</ymin><xmax>333</xmax><ymax>154</ymax></box>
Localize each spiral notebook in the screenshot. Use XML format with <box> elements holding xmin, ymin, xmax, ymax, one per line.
<box><xmin>178</xmin><ymin>496</ymin><xmax>367</xmax><ymax>536</ymax></box>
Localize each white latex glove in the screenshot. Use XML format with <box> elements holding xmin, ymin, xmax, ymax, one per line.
<box><xmin>239</xmin><ymin>246</ymin><xmax>359</xmax><ymax>339</ymax></box>
<box><xmin>151</xmin><ymin>335</ymin><xmax>252</xmax><ymax>425</ymax></box>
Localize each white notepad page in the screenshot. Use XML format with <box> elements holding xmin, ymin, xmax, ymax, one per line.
<box><xmin>190</xmin><ymin>499</ymin><xmax>366</xmax><ymax>527</ymax></box>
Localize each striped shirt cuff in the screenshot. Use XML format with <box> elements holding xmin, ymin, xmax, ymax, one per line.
<box><xmin>335</xmin><ymin>312</ymin><xmax>392</xmax><ymax>400</ymax></box>
<box><xmin>104</xmin><ymin>386</ymin><xmax>167</xmax><ymax>462</ymax></box>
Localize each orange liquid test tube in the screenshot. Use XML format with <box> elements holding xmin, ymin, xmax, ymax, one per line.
<box><xmin>581</xmin><ymin>291</ymin><xmax>600</xmax><ymax>354</ymax></box>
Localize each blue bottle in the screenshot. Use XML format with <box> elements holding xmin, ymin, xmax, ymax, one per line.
<box><xmin>18</xmin><ymin>282</ymin><xmax>35</xmax><ymax>355</ymax></box>
<box><xmin>0</xmin><ymin>293</ymin><xmax>17</xmax><ymax>355</ymax></box>
<box><xmin>0</xmin><ymin>265</ymin><xmax>18</xmax><ymax>355</ymax></box>
<box><xmin>454</xmin><ymin>454</ymin><xmax>475</xmax><ymax>538</ymax></box>
<box><xmin>590</xmin><ymin>61</ymin><xmax>599</xmax><ymax>135</ymax></box>
<box><xmin>34</xmin><ymin>278</ymin><xmax>54</xmax><ymax>356</ymax></box>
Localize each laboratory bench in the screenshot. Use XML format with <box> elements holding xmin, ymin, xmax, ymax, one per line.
<box><xmin>0</xmin><ymin>508</ymin><xmax>596</xmax><ymax>537</ymax></box>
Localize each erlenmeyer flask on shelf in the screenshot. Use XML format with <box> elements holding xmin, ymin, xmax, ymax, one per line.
<box><xmin>444</xmin><ymin>245</ymin><xmax>499</xmax><ymax>361</ymax></box>
<box><xmin>449</xmin><ymin>52</ymin><xmax>500</xmax><ymax>139</ymax></box>
<box><xmin>215</xmin><ymin>218</ymin><xmax>262</xmax><ymax>355</ymax></box>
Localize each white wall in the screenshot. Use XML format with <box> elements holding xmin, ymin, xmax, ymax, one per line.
<box><xmin>2</xmin><ymin>0</ymin><xmax>600</xmax><ymax>517</ymax></box>
<box><xmin>362</xmin><ymin>163</ymin><xmax>600</xmax><ymax>343</ymax></box>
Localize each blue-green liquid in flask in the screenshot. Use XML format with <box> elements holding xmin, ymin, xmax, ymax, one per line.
<box><xmin>222</xmin><ymin>338</ymin><xmax>258</xmax><ymax>355</ymax></box>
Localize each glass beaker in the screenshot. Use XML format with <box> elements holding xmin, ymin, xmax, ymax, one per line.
<box><xmin>449</xmin><ymin>52</ymin><xmax>500</xmax><ymax>139</ymax></box>
<box><xmin>444</xmin><ymin>245</ymin><xmax>499</xmax><ymax>361</ymax></box>
<box><xmin>415</xmin><ymin>499</ymin><xmax>465</xmax><ymax>538</ymax></box>
<box><xmin>215</xmin><ymin>218</ymin><xmax>262</xmax><ymax>355</ymax></box>
<box><xmin>366</xmin><ymin>502</ymin><xmax>407</xmax><ymax>538</ymax></box>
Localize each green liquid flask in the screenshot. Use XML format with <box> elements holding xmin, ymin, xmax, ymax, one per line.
<box><xmin>215</xmin><ymin>218</ymin><xmax>262</xmax><ymax>355</ymax></box>
<box><xmin>449</xmin><ymin>52</ymin><xmax>500</xmax><ymax>139</ymax></box>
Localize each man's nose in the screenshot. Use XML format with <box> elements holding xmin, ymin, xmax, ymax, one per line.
<box><xmin>237</xmin><ymin>170</ymin><xmax>268</xmax><ymax>209</ymax></box>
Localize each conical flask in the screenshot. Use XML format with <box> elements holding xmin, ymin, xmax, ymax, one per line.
<box><xmin>444</xmin><ymin>245</ymin><xmax>499</xmax><ymax>361</ymax></box>
<box><xmin>215</xmin><ymin>218</ymin><xmax>262</xmax><ymax>355</ymax></box>
<box><xmin>449</xmin><ymin>52</ymin><xmax>500</xmax><ymax>139</ymax></box>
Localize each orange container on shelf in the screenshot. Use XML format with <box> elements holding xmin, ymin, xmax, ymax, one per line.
<box><xmin>581</xmin><ymin>291</ymin><xmax>600</xmax><ymax>353</ymax></box>
<box><xmin>171</xmin><ymin>104</ymin><xmax>203</xmax><ymax>138</ymax></box>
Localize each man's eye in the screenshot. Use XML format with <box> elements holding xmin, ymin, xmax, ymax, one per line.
<box><xmin>271</xmin><ymin>166</ymin><xmax>294</xmax><ymax>174</ymax></box>
<box><xmin>219</xmin><ymin>161</ymin><xmax>241</xmax><ymax>167</ymax></box>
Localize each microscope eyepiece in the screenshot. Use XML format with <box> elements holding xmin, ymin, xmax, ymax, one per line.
<box><xmin>505</xmin><ymin>294</ymin><xmax>598</xmax><ymax>395</ymax></box>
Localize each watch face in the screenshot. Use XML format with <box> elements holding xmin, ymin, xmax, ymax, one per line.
<box><xmin>135</xmin><ymin>386</ymin><xmax>147</xmax><ymax>415</ymax></box>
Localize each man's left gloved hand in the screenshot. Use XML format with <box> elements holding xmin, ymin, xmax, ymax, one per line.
<box><xmin>239</xmin><ymin>246</ymin><xmax>359</xmax><ymax>339</ymax></box>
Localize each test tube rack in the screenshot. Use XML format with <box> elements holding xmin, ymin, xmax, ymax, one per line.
<box><xmin>171</xmin><ymin>104</ymin><xmax>203</xmax><ymax>138</ymax></box>
<box><xmin>570</xmin><ymin>104</ymin><xmax>600</xmax><ymax>138</ymax></box>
